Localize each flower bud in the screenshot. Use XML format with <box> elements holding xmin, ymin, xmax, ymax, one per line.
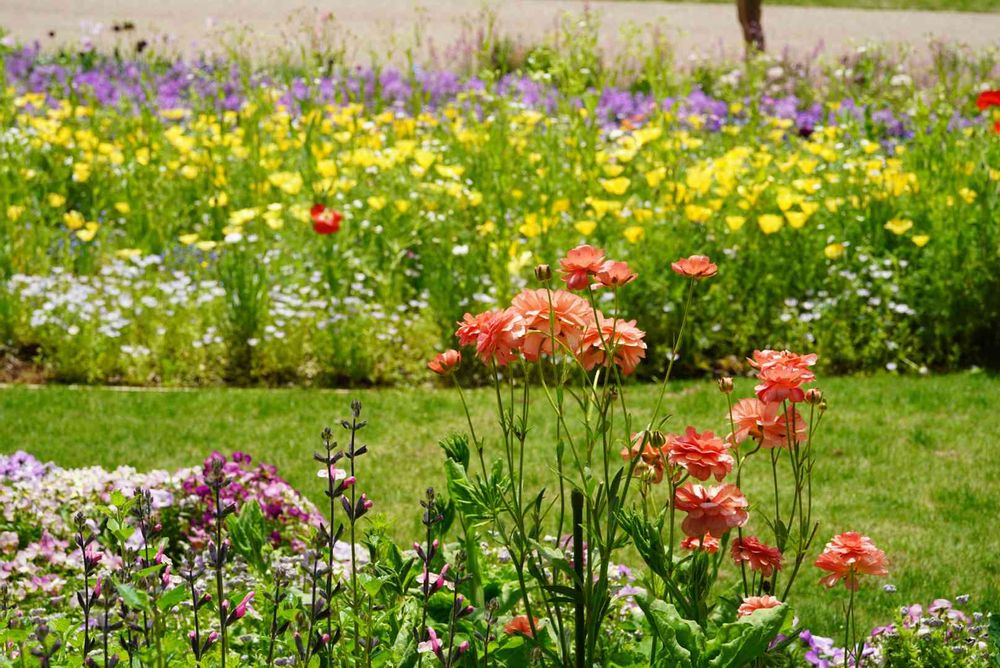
<box><xmin>534</xmin><ymin>264</ymin><xmax>552</xmax><ymax>282</ymax></box>
<box><xmin>647</xmin><ymin>430</ymin><xmax>667</xmax><ymax>448</ymax></box>
<box><xmin>804</xmin><ymin>388</ymin><xmax>823</xmax><ymax>405</ymax></box>
<box><xmin>717</xmin><ymin>377</ymin><xmax>734</xmax><ymax>394</ymax></box>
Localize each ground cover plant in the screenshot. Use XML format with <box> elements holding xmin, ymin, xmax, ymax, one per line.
<box><xmin>0</xmin><ymin>245</ymin><xmax>997</xmax><ymax>666</ymax></box>
<box><xmin>0</xmin><ymin>21</ymin><xmax>999</xmax><ymax>386</ymax></box>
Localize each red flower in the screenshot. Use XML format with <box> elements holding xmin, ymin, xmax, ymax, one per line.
<box><xmin>731</xmin><ymin>536</ymin><xmax>784</xmax><ymax>577</ymax></box>
<box><xmin>427</xmin><ymin>350</ymin><xmax>461</xmax><ymax>376</ymax></box>
<box><xmin>596</xmin><ymin>261</ymin><xmax>637</xmax><ymax>289</ymax></box>
<box><xmin>975</xmin><ymin>90</ymin><xmax>1000</xmax><ymax>111</ymax></box>
<box><xmin>815</xmin><ymin>532</ymin><xmax>888</xmax><ymax>590</ymax></box>
<box><xmin>559</xmin><ymin>244</ymin><xmax>606</xmax><ymax>290</ymax></box>
<box><xmin>455</xmin><ymin>309</ymin><xmax>525</xmax><ymax>366</ymax></box>
<box><xmin>671</xmin><ymin>255</ymin><xmax>717</xmax><ymax>280</ymax></box>
<box><xmin>680</xmin><ymin>534</ymin><xmax>720</xmax><ymax>553</ymax></box>
<box><xmin>674</xmin><ymin>483</ymin><xmax>749</xmax><ymax>538</ymax></box>
<box><xmin>666</xmin><ymin>427</ymin><xmax>734</xmax><ymax>481</ymax></box>
<box><xmin>310</xmin><ymin>204</ymin><xmax>343</xmax><ymax>234</ymax></box>
<box><xmin>504</xmin><ymin>615</ymin><xmax>540</xmax><ymax>637</ymax></box>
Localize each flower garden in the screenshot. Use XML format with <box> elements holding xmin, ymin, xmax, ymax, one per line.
<box><xmin>0</xmin><ymin>10</ymin><xmax>999</xmax><ymax>668</ymax></box>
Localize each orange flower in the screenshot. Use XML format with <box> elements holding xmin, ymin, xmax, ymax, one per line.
<box><xmin>729</xmin><ymin>398</ymin><xmax>807</xmax><ymax>448</ymax></box>
<box><xmin>510</xmin><ymin>288</ymin><xmax>593</xmax><ymax>361</ymax></box>
<box><xmin>503</xmin><ymin>615</ymin><xmax>540</xmax><ymax>637</ymax></box>
<box><xmin>559</xmin><ymin>244</ymin><xmax>606</xmax><ymax>290</ymax></box>
<box><xmin>737</xmin><ymin>595</ymin><xmax>783</xmax><ymax>617</ymax></box>
<box><xmin>674</xmin><ymin>483</ymin><xmax>749</xmax><ymax>538</ymax></box>
<box><xmin>680</xmin><ymin>534</ymin><xmax>720</xmax><ymax>553</ymax></box>
<box><xmin>579</xmin><ymin>315</ymin><xmax>647</xmax><ymax>375</ymax></box>
<box><xmin>427</xmin><ymin>349</ymin><xmax>461</xmax><ymax>376</ymax></box>
<box><xmin>620</xmin><ymin>432</ymin><xmax>666</xmax><ymax>484</ymax></box>
<box><xmin>455</xmin><ymin>309</ymin><xmax>526</xmax><ymax>366</ymax></box>
<box><xmin>750</xmin><ymin>349</ymin><xmax>818</xmax><ymax>404</ymax></box>
<box><xmin>815</xmin><ymin>532</ymin><xmax>888</xmax><ymax>590</ymax></box>
<box><xmin>666</xmin><ymin>427</ymin><xmax>733</xmax><ymax>481</ymax></box>
<box><xmin>670</xmin><ymin>254</ymin><xmax>717</xmax><ymax>280</ymax></box>
<box><xmin>596</xmin><ymin>260</ymin><xmax>637</xmax><ymax>289</ymax></box>
<box><xmin>731</xmin><ymin>536</ymin><xmax>783</xmax><ymax>577</ymax></box>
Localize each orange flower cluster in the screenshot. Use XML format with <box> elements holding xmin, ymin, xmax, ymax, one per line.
<box><xmin>446</xmin><ymin>245</ymin><xmax>648</xmax><ymax>374</ymax></box>
<box><xmin>731</xmin><ymin>536</ymin><xmax>784</xmax><ymax>577</ymax></box>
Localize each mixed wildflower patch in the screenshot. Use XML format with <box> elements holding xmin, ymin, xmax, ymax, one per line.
<box><xmin>0</xmin><ymin>38</ymin><xmax>998</xmax><ymax>384</ymax></box>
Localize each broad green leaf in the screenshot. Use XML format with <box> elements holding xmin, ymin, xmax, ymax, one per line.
<box><xmin>157</xmin><ymin>584</ymin><xmax>188</xmax><ymax>611</ymax></box>
<box><xmin>226</xmin><ymin>500</ymin><xmax>268</xmax><ymax>574</ymax></box>
<box><xmin>116</xmin><ymin>582</ymin><xmax>151</xmax><ymax>611</ymax></box>
<box><xmin>705</xmin><ymin>603</ymin><xmax>789</xmax><ymax>667</ymax></box>
<box><xmin>637</xmin><ymin>595</ymin><xmax>704</xmax><ymax>667</ymax></box>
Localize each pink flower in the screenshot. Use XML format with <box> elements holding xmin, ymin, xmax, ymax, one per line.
<box><xmin>596</xmin><ymin>261</ymin><xmax>637</xmax><ymax>289</ymax></box>
<box><xmin>750</xmin><ymin>350</ymin><xmax>818</xmax><ymax>404</ymax></box>
<box><xmin>815</xmin><ymin>532</ymin><xmax>888</xmax><ymax>590</ymax></box>
<box><xmin>670</xmin><ymin>255</ymin><xmax>717</xmax><ymax>280</ymax></box>
<box><xmin>729</xmin><ymin>398</ymin><xmax>807</xmax><ymax>448</ymax></box>
<box><xmin>417</xmin><ymin>627</ymin><xmax>442</xmax><ymax>655</ymax></box>
<box><xmin>674</xmin><ymin>483</ymin><xmax>749</xmax><ymax>538</ymax></box>
<box><xmin>510</xmin><ymin>288</ymin><xmax>593</xmax><ymax>361</ymax></box>
<box><xmin>680</xmin><ymin>534</ymin><xmax>720</xmax><ymax>553</ymax></box>
<box><xmin>737</xmin><ymin>595</ymin><xmax>783</xmax><ymax>617</ymax></box>
<box><xmin>666</xmin><ymin>427</ymin><xmax>734</xmax><ymax>481</ymax></box>
<box><xmin>559</xmin><ymin>244</ymin><xmax>606</xmax><ymax>290</ymax></box>
<box><xmin>427</xmin><ymin>349</ymin><xmax>461</xmax><ymax>375</ymax></box>
<box><xmin>233</xmin><ymin>591</ymin><xmax>255</xmax><ymax>619</ymax></box>
<box><xmin>455</xmin><ymin>308</ymin><xmax>526</xmax><ymax>366</ymax></box>
<box><xmin>579</xmin><ymin>314</ymin><xmax>647</xmax><ymax>375</ymax></box>
<box><xmin>731</xmin><ymin>536</ymin><xmax>783</xmax><ymax>577</ymax></box>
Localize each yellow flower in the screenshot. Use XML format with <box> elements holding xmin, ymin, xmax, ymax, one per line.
<box><xmin>601</xmin><ymin>177</ymin><xmax>630</xmax><ymax>196</ymax></box>
<box><xmin>958</xmin><ymin>187</ymin><xmax>977</xmax><ymax>204</ymax></box>
<box><xmin>72</xmin><ymin>162</ymin><xmax>91</xmax><ymax>183</ymax></box>
<box><xmin>784</xmin><ymin>211</ymin><xmax>809</xmax><ymax>229</ymax></box>
<box><xmin>7</xmin><ymin>205</ymin><xmax>25</xmax><ymax>221</ymax></box>
<box><xmin>574</xmin><ymin>220</ymin><xmax>597</xmax><ymax>236</ymax></box>
<box><xmin>195</xmin><ymin>240</ymin><xmax>217</xmax><ymax>251</ymax></box>
<box><xmin>47</xmin><ymin>193</ymin><xmax>66</xmax><ymax>208</ymax></box>
<box><xmin>602</xmin><ymin>164</ymin><xmax>625</xmax><ymax>177</ymax></box>
<box><xmin>394</xmin><ymin>200</ymin><xmax>411</xmax><ymax>213</ymax></box>
<box><xmin>551</xmin><ymin>198</ymin><xmax>570</xmax><ymax>214</ymax></box>
<box><xmin>367</xmin><ymin>196</ymin><xmax>387</xmax><ymax>211</ymax></box>
<box><xmin>519</xmin><ymin>216</ymin><xmax>541</xmax><ymax>238</ymax></box>
<box><xmin>477</xmin><ymin>220</ymin><xmax>496</xmax><ymax>236</ymax></box>
<box><xmin>114</xmin><ymin>202</ymin><xmax>130</xmax><ymax>215</ymax></box>
<box><xmin>63</xmin><ymin>210</ymin><xmax>85</xmax><ymax>230</ymax></box>
<box><xmin>912</xmin><ymin>235</ymin><xmax>930</xmax><ymax>247</ymax></box>
<box><xmin>684</xmin><ymin>204</ymin><xmax>712</xmax><ymax>224</ymax></box>
<box><xmin>179</xmin><ymin>233</ymin><xmax>200</xmax><ymax>245</ymax></box>
<box><xmin>229</xmin><ymin>208</ymin><xmax>257</xmax><ymax>225</ymax></box>
<box><xmin>209</xmin><ymin>192</ymin><xmax>229</xmax><ymax>208</ymax></box>
<box><xmin>884</xmin><ymin>218</ymin><xmax>913</xmax><ymax>235</ymax></box>
<box><xmin>725</xmin><ymin>215</ymin><xmax>745</xmax><ymax>231</ymax></box>
<box><xmin>180</xmin><ymin>165</ymin><xmax>199</xmax><ymax>180</ymax></box>
<box><xmin>645</xmin><ymin>167</ymin><xmax>667</xmax><ymax>188</ymax></box>
<box><xmin>623</xmin><ymin>226</ymin><xmax>645</xmax><ymax>243</ymax></box>
<box><xmin>824</xmin><ymin>243</ymin><xmax>845</xmax><ymax>260</ymax></box>
<box><xmin>75</xmin><ymin>222</ymin><xmax>99</xmax><ymax>242</ymax></box>
<box><xmin>115</xmin><ymin>248</ymin><xmax>142</xmax><ymax>259</ymax></box>
<box><xmin>435</xmin><ymin>164</ymin><xmax>464</xmax><ymax>179</ymax></box>
<box><xmin>758</xmin><ymin>214</ymin><xmax>784</xmax><ymax>235</ymax></box>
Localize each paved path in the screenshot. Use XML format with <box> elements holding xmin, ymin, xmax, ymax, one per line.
<box><xmin>1</xmin><ymin>1</ymin><xmax>998</xmax><ymax>60</ymax></box>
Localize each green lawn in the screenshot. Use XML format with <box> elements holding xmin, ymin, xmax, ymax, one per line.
<box><xmin>655</xmin><ymin>0</ymin><xmax>1000</xmax><ymax>12</ymax></box>
<box><xmin>1</xmin><ymin>373</ymin><xmax>997</xmax><ymax>637</ymax></box>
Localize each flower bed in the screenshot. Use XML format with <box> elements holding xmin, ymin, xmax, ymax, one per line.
<box><xmin>0</xmin><ymin>35</ymin><xmax>998</xmax><ymax>385</ymax></box>
<box><xmin>1</xmin><ymin>245</ymin><xmax>995</xmax><ymax>666</ymax></box>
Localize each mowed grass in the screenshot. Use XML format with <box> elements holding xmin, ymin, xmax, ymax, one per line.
<box><xmin>654</xmin><ymin>0</ymin><xmax>1000</xmax><ymax>12</ymax></box>
<box><xmin>1</xmin><ymin>373</ymin><xmax>997</xmax><ymax>636</ymax></box>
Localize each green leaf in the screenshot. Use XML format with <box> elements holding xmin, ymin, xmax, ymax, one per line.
<box><xmin>704</xmin><ymin>603</ymin><xmax>789</xmax><ymax>667</ymax></box>
<box><xmin>157</xmin><ymin>585</ymin><xmax>188</xmax><ymax>611</ymax></box>
<box><xmin>115</xmin><ymin>582</ymin><xmax>151</xmax><ymax>611</ymax></box>
<box><xmin>226</xmin><ymin>500</ymin><xmax>268</xmax><ymax>574</ymax></box>
<box><xmin>636</xmin><ymin>596</ymin><xmax>704</xmax><ymax>667</ymax></box>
